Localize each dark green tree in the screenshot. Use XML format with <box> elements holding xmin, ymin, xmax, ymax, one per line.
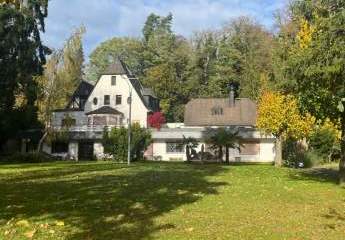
<box><xmin>141</xmin><ymin>13</ymin><xmax>196</xmax><ymax>122</ymax></box>
<box><xmin>87</xmin><ymin>37</ymin><xmax>143</xmax><ymax>82</ymax></box>
<box><xmin>0</xmin><ymin>1</ymin><xmax>49</xmax><ymax>151</ymax></box>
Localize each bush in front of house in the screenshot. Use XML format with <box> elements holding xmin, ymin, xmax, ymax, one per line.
<box><xmin>284</xmin><ymin>149</ymin><xmax>321</xmax><ymax>169</ymax></box>
<box><xmin>148</xmin><ymin>112</ymin><xmax>166</xmax><ymax>130</ymax></box>
<box><xmin>2</xmin><ymin>152</ymin><xmax>57</xmax><ymax>163</ymax></box>
<box><xmin>283</xmin><ymin>138</ymin><xmax>321</xmax><ymax>168</ymax></box>
<box><xmin>102</xmin><ymin>123</ymin><xmax>152</xmax><ymax>162</ymax></box>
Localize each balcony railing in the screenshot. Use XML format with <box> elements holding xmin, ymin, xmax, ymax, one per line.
<box><xmin>52</xmin><ymin>125</ymin><xmax>123</xmax><ymax>132</ymax></box>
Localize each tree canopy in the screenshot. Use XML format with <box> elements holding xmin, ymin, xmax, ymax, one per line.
<box><xmin>0</xmin><ymin>0</ymin><xmax>49</xmax><ymax>150</ymax></box>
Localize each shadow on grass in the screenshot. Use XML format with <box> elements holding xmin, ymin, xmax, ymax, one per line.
<box><xmin>0</xmin><ymin>161</ymin><xmax>130</xmax><ymax>182</ymax></box>
<box><xmin>322</xmin><ymin>206</ymin><xmax>345</xmax><ymax>230</ymax></box>
<box><xmin>0</xmin><ymin>162</ymin><xmax>227</xmax><ymax>240</ymax></box>
<box><xmin>289</xmin><ymin>167</ymin><xmax>339</xmax><ymax>185</ymax></box>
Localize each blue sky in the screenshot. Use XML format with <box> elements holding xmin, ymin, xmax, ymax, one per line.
<box><xmin>43</xmin><ymin>0</ymin><xmax>288</xmax><ymax>58</ymax></box>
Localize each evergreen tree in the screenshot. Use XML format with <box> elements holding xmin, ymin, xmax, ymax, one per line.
<box><xmin>0</xmin><ymin>0</ymin><xmax>49</xmax><ymax>150</ymax></box>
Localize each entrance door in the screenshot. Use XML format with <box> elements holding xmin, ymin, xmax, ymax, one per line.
<box><xmin>78</xmin><ymin>141</ymin><xmax>94</xmax><ymax>160</ymax></box>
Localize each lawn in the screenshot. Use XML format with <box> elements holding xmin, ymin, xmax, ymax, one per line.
<box><xmin>0</xmin><ymin>162</ymin><xmax>344</xmax><ymax>240</ymax></box>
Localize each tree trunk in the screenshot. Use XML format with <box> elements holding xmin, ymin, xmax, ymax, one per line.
<box><xmin>225</xmin><ymin>146</ymin><xmax>229</xmax><ymax>164</ymax></box>
<box><xmin>219</xmin><ymin>146</ymin><xmax>223</xmax><ymax>163</ymax></box>
<box><xmin>275</xmin><ymin>135</ymin><xmax>283</xmax><ymax>167</ymax></box>
<box><xmin>200</xmin><ymin>144</ymin><xmax>204</xmax><ymax>164</ymax></box>
<box><xmin>186</xmin><ymin>145</ymin><xmax>191</xmax><ymax>162</ymax></box>
<box><xmin>37</xmin><ymin>131</ymin><xmax>48</xmax><ymax>153</ymax></box>
<box><xmin>339</xmin><ymin>115</ymin><xmax>345</xmax><ymax>185</ymax></box>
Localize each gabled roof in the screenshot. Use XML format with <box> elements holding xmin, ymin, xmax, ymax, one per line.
<box><xmin>73</xmin><ymin>80</ymin><xmax>94</xmax><ymax>98</ymax></box>
<box><xmin>92</xmin><ymin>58</ymin><xmax>159</xmax><ymax>112</ymax></box>
<box><xmin>143</xmin><ymin>88</ymin><xmax>157</xmax><ymax>98</ymax></box>
<box><xmin>86</xmin><ymin>106</ymin><xmax>124</xmax><ymax>116</ymax></box>
<box><xmin>66</xmin><ymin>80</ymin><xmax>94</xmax><ymax>109</ymax></box>
<box><xmin>102</xmin><ymin>57</ymin><xmax>133</xmax><ymax>76</ymax></box>
<box><xmin>184</xmin><ymin>98</ymin><xmax>257</xmax><ymax>126</ymax></box>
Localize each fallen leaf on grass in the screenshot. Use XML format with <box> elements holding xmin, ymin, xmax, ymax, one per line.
<box><xmin>24</xmin><ymin>229</ymin><xmax>36</xmax><ymax>239</ymax></box>
<box><xmin>39</xmin><ymin>223</ymin><xmax>49</xmax><ymax>229</ymax></box>
<box><xmin>116</xmin><ymin>214</ymin><xmax>125</xmax><ymax>221</ymax></box>
<box><xmin>55</xmin><ymin>220</ymin><xmax>65</xmax><ymax>226</ymax></box>
<box><xmin>6</xmin><ymin>217</ymin><xmax>15</xmax><ymax>225</ymax></box>
<box><xmin>185</xmin><ymin>227</ymin><xmax>194</xmax><ymax>232</ymax></box>
<box><xmin>16</xmin><ymin>220</ymin><xmax>30</xmax><ymax>227</ymax></box>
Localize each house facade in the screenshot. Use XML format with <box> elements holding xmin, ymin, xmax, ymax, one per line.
<box><xmin>147</xmin><ymin>94</ymin><xmax>276</xmax><ymax>163</ymax></box>
<box><xmin>44</xmin><ymin>58</ymin><xmax>276</xmax><ymax>163</ymax></box>
<box><xmin>44</xmin><ymin>58</ymin><xmax>159</xmax><ymax>160</ymax></box>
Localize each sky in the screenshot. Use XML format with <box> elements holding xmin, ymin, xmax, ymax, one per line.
<box><xmin>43</xmin><ymin>0</ymin><xmax>288</xmax><ymax>59</ymax></box>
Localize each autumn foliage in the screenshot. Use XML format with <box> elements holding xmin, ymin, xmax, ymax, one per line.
<box><xmin>257</xmin><ymin>90</ymin><xmax>315</xmax><ymax>139</ymax></box>
<box><xmin>148</xmin><ymin>112</ymin><xmax>166</xmax><ymax>130</ymax></box>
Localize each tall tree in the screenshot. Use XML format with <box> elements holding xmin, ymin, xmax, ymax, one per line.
<box><xmin>87</xmin><ymin>37</ymin><xmax>143</xmax><ymax>82</ymax></box>
<box><xmin>35</xmin><ymin>50</ymin><xmax>64</xmax><ymax>151</ymax></box>
<box><xmin>280</xmin><ymin>0</ymin><xmax>345</xmax><ymax>183</ymax></box>
<box><xmin>35</xmin><ymin>27</ymin><xmax>86</xmax><ymax>151</ymax></box>
<box><xmin>59</xmin><ymin>26</ymin><xmax>86</xmax><ymax>103</ymax></box>
<box><xmin>192</xmin><ymin>17</ymin><xmax>274</xmax><ymax>100</ymax></box>
<box><xmin>141</xmin><ymin>13</ymin><xmax>195</xmax><ymax>121</ymax></box>
<box><xmin>223</xmin><ymin>17</ymin><xmax>274</xmax><ymax>100</ymax></box>
<box><xmin>0</xmin><ymin>0</ymin><xmax>49</xmax><ymax>150</ymax></box>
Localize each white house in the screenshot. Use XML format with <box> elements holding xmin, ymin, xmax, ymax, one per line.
<box><xmin>44</xmin><ymin>58</ymin><xmax>276</xmax><ymax>163</ymax></box>
<box><xmin>45</xmin><ymin>58</ymin><xmax>159</xmax><ymax>160</ymax></box>
<box><xmin>146</xmin><ymin>93</ymin><xmax>276</xmax><ymax>163</ymax></box>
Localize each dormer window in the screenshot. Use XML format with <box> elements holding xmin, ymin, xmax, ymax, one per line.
<box><xmin>211</xmin><ymin>106</ymin><xmax>223</xmax><ymax>115</ymax></box>
<box><xmin>111</xmin><ymin>76</ymin><xmax>116</xmax><ymax>86</ymax></box>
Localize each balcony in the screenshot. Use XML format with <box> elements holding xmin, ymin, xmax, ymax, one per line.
<box><xmin>53</xmin><ymin>124</ymin><xmax>123</xmax><ymax>132</ymax></box>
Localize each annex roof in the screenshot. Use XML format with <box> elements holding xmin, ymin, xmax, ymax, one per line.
<box><xmin>184</xmin><ymin>98</ymin><xmax>257</xmax><ymax>126</ymax></box>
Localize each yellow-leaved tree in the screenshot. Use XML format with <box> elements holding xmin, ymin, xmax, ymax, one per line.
<box><xmin>257</xmin><ymin>90</ymin><xmax>315</xmax><ymax>166</ymax></box>
<box><xmin>296</xmin><ymin>18</ymin><xmax>315</xmax><ymax>49</ymax></box>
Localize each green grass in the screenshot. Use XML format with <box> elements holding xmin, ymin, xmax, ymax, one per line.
<box><xmin>0</xmin><ymin>161</ymin><xmax>344</xmax><ymax>240</ymax></box>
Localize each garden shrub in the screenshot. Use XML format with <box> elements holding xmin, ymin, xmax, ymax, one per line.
<box><xmin>283</xmin><ymin>138</ymin><xmax>321</xmax><ymax>168</ymax></box>
<box><xmin>309</xmin><ymin>121</ymin><xmax>340</xmax><ymax>162</ymax></box>
<box><xmin>103</xmin><ymin>123</ymin><xmax>151</xmax><ymax>162</ymax></box>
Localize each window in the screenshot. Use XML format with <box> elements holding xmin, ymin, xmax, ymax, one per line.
<box><xmin>93</xmin><ymin>116</ymin><xmax>107</xmax><ymax>125</ymax></box>
<box><xmin>52</xmin><ymin>141</ymin><xmax>68</xmax><ymax>153</ymax></box>
<box><xmin>240</xmin><ymin>141</ymin><xmax>260</xmax><ymax>155</ymax></box>
<box><xmin>166</xmin><ymin>142</ymin><xmax>184</xmax><ymax>153</ymax></box>
<box><xmin>211</xmin><ymin>106</ymin><xmax>223</xmax><ymax>115</ymax></box>
<box><xmin>111</xmin><ymin>76</ymin><xmax>116</xmax><ymax>86</ymax></box>
<box><xmin>104</xmin><ymin>95</ymin><xmax>110</xmax><ymax>105</ymax></box>
<box><xmin>116</xmin><ymin>95</ymin><xmax>122</xmax><ymax>105</ymax></box>
<box><xmin>93</xmin><ymin>97</ymin><xmax>98</xmax><ymax>105</ymax></box>
<box><xmin>108</xmin><ymin>116</ymin><xmax>118</xmax><ymax>125</ymax></box>
<box><xmin>61</xmin><ymin>118</ymin><xmax>76</xmax><ymax>127</ymax></box>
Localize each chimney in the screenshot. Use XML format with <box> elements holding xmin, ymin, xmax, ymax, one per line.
<box><xmin>229</xmin><ymin>84</ymin><xmax>235</xmax><ymax>107</ymax></box>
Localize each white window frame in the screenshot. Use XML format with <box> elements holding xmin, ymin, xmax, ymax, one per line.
<box><xmin>166</xmin><ymin>142</ymin><xmax>184</xmax><ymax>153</ymax></box>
